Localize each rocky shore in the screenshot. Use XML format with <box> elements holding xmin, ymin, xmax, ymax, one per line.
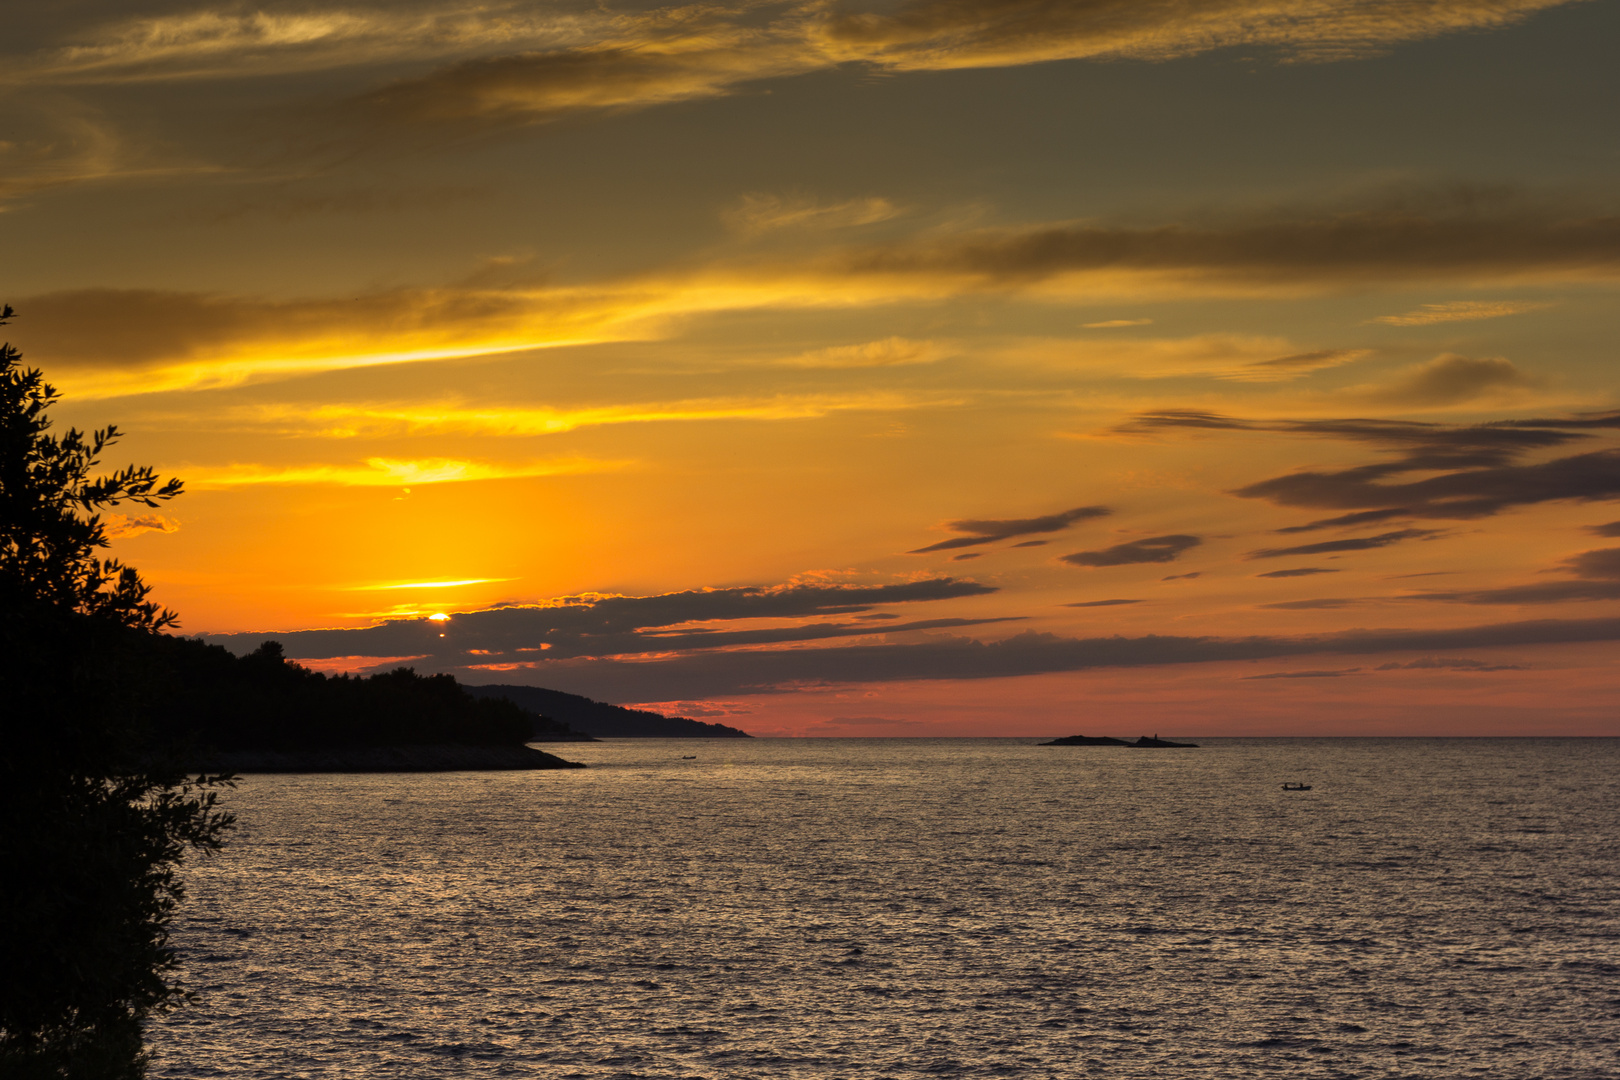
<box><xmin>193</xmin><ymin>744</ymin><xmax>586</xmax><ymax>773</ymax></box>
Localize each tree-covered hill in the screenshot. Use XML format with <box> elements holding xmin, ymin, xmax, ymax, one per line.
<box><xmin>466</xmin><ymin>684</ymin><xmax>752</xmax><ymax>738</ymax></box>
<box><xmin>149</xmin><ymin>637</ymin><xmax>538</xmax><ymax>751</ymax></box>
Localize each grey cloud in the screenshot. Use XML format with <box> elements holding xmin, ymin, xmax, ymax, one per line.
<box><xmin>1275</xmin><ymin>508</ymin><xmax>1414</xmax><ymax>533</ymax></box>
<box><xmin>1405</xmin><ymin>581</ymin><xmax>1620</xmax><ymax>604</ymax></box>
<box><xmin>1122</xmin><ymin>409</ymin><xmax>1600</xmax><ymax>466</ymax></box>
<box><xmin>1126</xmin><ymin>407</ymin><xmax>1620</xmax><ymax>526</ymax></box>
<box><xmin>1063</xmin><ymin>598</ymin><xmax>1141</xmax><ymax>607</ymax></box>
<box><xmin>439</xmin><ymin>615</ymin><xmax>1620</xmax><ymax>701</ymax></box>
<box><xmin>910</xmin><ymin>504</ymin><xmax>1110</xmax><ymax>553</ymax></box>
<box><xmin>1242</xmin><ymin>668</ymin><xmax>1362</xmax><ymax>679</ymax></box>
<box><xmin>1162</xmin><ymin>571</ymin><xmax>1202</xmax><ymax>580</ymax></box>
<box><xmin>952</xmin><ymin>552</ymin><xmax>983</xmax><ymax>561</ymax></box>
<box><xmin>1062</xmin><ymin>534</ymin><xmax>1201</xmax><ymax>567</ymax></box>
<box><xmin>203</xmin><ymin>576</ymin><xmax>998</xmax><ymax>660</ymax></box>
<box><xmin>1359</xmin><ymin>354</ymin><xmax>1536</xmax><ymax>407</ymax></box>
<box><xmin>1238</xmin><ymin>450</ymin><xmax>1620</xmax><ymax>523</ymax></box>
<box><xmin>1586</xmin><ymin>521</ymin><xmax>1620</xmax><ymax>537</ymax></box>
<box><xmin>14</xmin><ymin>285</ymin><xmax>556</xmax><ymax>371</ymax></box>
<box><xmin>1255</xmin><ymin>567</ymin><xmax>1341</xmax><ymax>578</ymax></box>
<box><xmin>1258</xmin><ymin>598</ymin><xmax>1362</xmax><ymax>609</ymax></box>
<box><xmin>1247</xmin><ymin>528</ymin><xmax>1441</xmax><ymax>559</ymax></box>
<box><xmin>1242</xmin><ymin>348</ymin><xmax>1367</xmax><ymax>376</ymax></box>
<box><xmin>1398</xmin><ymin>547</ymin><xmax>1620</xmax><ymax>605</ymax></box>
<box><xmin>1562</xmin><ymin>547</ymin><xmax>1620</xmax><ymax>579</ymax></box>
<box><xmin>1375</xmin><ymin>657</ymin><xmax>1524</xmax><ymax>671</ymax></box>
<box><xmin>835</xmin><ymin>199</ymin><xmax>1620</xmax><ymax>290</ymax></box>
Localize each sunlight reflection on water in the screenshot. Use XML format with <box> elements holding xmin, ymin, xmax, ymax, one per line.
<box><xmin>150</xmin><ymin>738</ymin><xmax>1620</xmax><ymax>1078</ymax></box>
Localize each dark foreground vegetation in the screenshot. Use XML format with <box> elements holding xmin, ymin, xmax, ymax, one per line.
<box><xmin>0</xmin><ymin>308</ymin><xmax>571</xmax><ymax>1079</ymax></box>
<box><xmin>1</xmin><ymin>307</ymin><xmax>232</xmax><ymax>1077</ymax></box>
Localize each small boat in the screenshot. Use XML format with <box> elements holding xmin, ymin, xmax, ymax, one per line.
<box><xmin>680</xmin><ymin>755</ymin><xmax>697</xmax><ymax>760</ymax></box>
<box><xmin>1281</xmin><ymin>782</ymin><xmax>1312</xmax><ymax>791</ymax></box>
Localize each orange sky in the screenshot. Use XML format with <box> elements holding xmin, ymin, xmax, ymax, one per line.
<box><xmin>6</xmin><ymin>0</ymin><xmax>1620</xmax><ymax>734</ymax></box>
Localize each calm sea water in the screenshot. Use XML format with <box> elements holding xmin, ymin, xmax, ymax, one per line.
<box><xmin>150</xmin><ymin>738</ymin><xmax>1620</xmax><ymax>1079</ymax></box>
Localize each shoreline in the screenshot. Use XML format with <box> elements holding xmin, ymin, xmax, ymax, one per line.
<box><xmin>191</xmin><ymin>744</ymin><xmax>586</xmax><ymax>773</ymax></box>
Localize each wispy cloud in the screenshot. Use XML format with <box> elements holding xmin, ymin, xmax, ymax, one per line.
<box><xmin>421</xmin><ymin>614</ymin><xmax>1620</xmax><ymax>700</ymax></box>
<box><xmin>222</xmin><ymin>392</ymin><xmax>955</xmax><ymax>438</ymax></box>
<box><xmin>773</xmin><ymin>337</ymin><xmax>942</xmax><ymax>369</ymax></box>
<box><xmin>1122</xmin><ymin>407</ymin><xmax>1620</xmax><ymax>523</ymax></box>
<box><xmin>1399</xmin><ymin>546</ymin><xmax>1620</xmax><ymax>605</ymax></box>
<box><xmin>1375</xmin><ymin>656</ymin><xmax>1524</xmax><ymax>670</ymax></box>
<box><xmin>1242</xmin><ymin>667</ymin><xmax>1362</xmax><ymax>679</ymax></box>
<box><xmin>12</xmin><ymin>3</ymin><xmax>612</xmax><ymax>85</ymax></box>
<box><xmin>19</xmin><ymin>191</ymin><xmax>1619</xmax><ymax>397</ymax></box>
<box><xmin>724</xmin><ymin>193</ymin><xmax>903</xmax><ymax>235</ymax></box>
<box><xmin>1061</xmin><ymin>534</ymin><xmax>1202</xmax><ymax>567</ymax></box>
<box><xmin>344</xmin><ymin>578</ymin><xmax>518</xmax><ymax>591</ymax></box>
<box><xmin>1370</xmin><ymin>300</ymin><xmax>1555</xmax><ymax>325</ymax></box>
<box><xmin>183</xmin><ymin>455</ymin><xmax>622</xmax><ymax>488</ymax></box>
<box><xmin>202</xmin><ymin>576</ymin><xmax>1002</xmax><ymax>661</ymax></box>
<box><xmin>1248</xmin><ymin>529</ymin><xmax>1442</xmax><ymax>559</ymax></box>
<box><xmin>1351</xmin><ymin>353</ymin><xmax>1538</xmax><ymax>407</ymax></box>
<box><xmin>910</xmin><ymin>505</ymin><xmax>1111</xmax><ymax>554</ymax></box>
<box><xmin>351</xmin><ymin>1</ymin><xmax>1583</xmax><ymax>127</ymax></box>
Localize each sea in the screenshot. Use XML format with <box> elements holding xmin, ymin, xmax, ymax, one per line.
<box><xmin>148</xmin><ymin>738</ymin><xmax>1620</xmax><ymax>1079</ymax></box>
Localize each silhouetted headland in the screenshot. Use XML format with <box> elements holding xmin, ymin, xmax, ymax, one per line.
<box><xmin>141</xmin><ymin>637</ymin><xmax>586</xmax><ymax>771</ymax></box>
<box><xmin>467</xmin><ymin>684</ymin><xmax>753</xmax><ymax>738</ymax></box>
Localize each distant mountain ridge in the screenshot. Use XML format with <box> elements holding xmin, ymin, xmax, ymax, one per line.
<box><xmin>465</xmin><ymin>684</ymin><xmax>752</xmax><ymax>738</ymax></box>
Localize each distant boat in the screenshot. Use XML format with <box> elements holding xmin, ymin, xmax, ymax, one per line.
<box><xmin>1128</xmin><ymin>734</ymin><xmax>1199</xmax><ymax>748</ymax></box>
<box><xmin>1281</xmin><ymin>782</ymin><xmax>1312</xmax><ymax>791</ymax></box>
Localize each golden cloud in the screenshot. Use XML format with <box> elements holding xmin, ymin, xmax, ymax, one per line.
<box><xmin>182</xmin><ymin>455</ymin><xmax>625</xmax><ymax>488</ymax></box>
<box><xmin>217</xmin><ymin>391</ymin><xmax>958</xmax><ymax>437</ymax></box>
<box><xmin>1000</xmin><ymin>334</ymin><xmax>1367</xmax><ymax>381</ymax></box>
<box><xmin>774</xmin><ymin>337</ymin><xmax>944</xmax><ymax>368</ymax></box>
<box><xmin>17</xmin><ymin>193</ymin><xmax>1617</xmax><ymax>397</ymax></box>
<box><xmin>11</xmin><ymin>3</ymin><xmax>612</xmax><ymax>85</ymax></box>
<box><xmin>102</xmin><ymin>513</ymin><xmax>181</xmax><ymax>538</ymax></box>
<box><xmin>723</xmin><ymin>193</ymin><xmax>904</xmax><ymax>235</ymax></box>
<box><xmin>351</xmin><ymin>1</ymin><xmax>1582</xmax><ymax>125</ymax></box>
<box><xmin>1369</xmin><ymin>300</ymin><xmax>1556</xmax><ymax>325</ymax></box>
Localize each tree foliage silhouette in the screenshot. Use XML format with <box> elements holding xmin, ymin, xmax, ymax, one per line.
<box><xmin>0</xmin><ymin>306</ymin><xmax>233</xmax><ymax>1079</ymax></box>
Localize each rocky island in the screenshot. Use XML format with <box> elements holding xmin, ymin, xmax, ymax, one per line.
<box><xmin>1039</xmin><ymin>735</ymin><xmax>1129</xmax><ymax>745</ymax></box>
<box><xmin>1041</xmin><ymin>734</ymin><xmax>1200</xmax><ymax>748</ymax></box>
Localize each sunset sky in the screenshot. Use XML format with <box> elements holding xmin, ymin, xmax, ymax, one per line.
<box><xmin>6</xmin><ymin>0</ymin><xmax>1620</xmax><ymax>735</ymax></box>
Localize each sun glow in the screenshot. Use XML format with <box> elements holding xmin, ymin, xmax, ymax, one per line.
<box><xmin>348</xmin><ymin>578</ymin><xmax>515</xmax><ymax>591</ymax></box>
